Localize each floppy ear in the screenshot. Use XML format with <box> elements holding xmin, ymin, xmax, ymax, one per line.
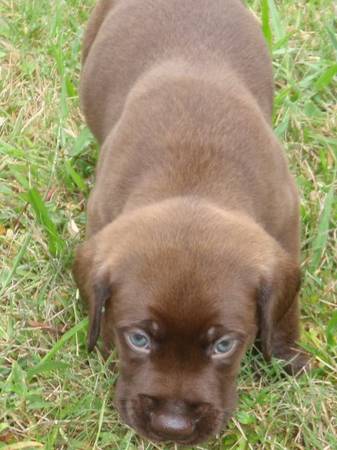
<box><xmin>72</xmin><ymin>241</ymin><xmax>112</xmax><ymax>352</ymax></box>
<box><xmin>257</xmin><ymin>250</ymin><xmax>301</xmax><ymax>363</ymax></box>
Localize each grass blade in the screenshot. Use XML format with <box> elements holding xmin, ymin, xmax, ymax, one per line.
<box><xmin>30</xmin><ymin>319</ymin><xmax>88</xmax><ymax>373</ymax></box>
<box><xmin>70</xmin><ymin>127</ymin><xmax>93</xmax><ymax>157</ymax></box>
<box><xmin>326</xmin><ymin>311</ymin><xmax>337</xmax><ymax>349</ymax></box>
<box><xmin>326</xmin><ymin>26</ymin><xmax>337</xmax><ymax>51</ymax></box>
<box><xmin>268</xmin><ymin>0</ymin><xmax>284</xmax><ymax>41</ymax></box>
<box><xmin>0</xmin><ymin>233</ymin><xmax>31</xmax><ymax>296</ymax></box>
<box><xmin>27</xmin><ymin>361</ymin><xmax>69</xmax><ymax>381</ymax></box>
<box><xmin>309</xmin><ymin>181</ymin><xmax>335</xmax><ymax>272</ymax></box>
<box><xmin>93</xmin><ymin>393</ymin><xmax>108</xmax><ymax>449</ymax></box>
<box><xmin>27</xmin><ymin>187</ymin><xmax>64</xmax><ymax>256</ymax></box>
<box><xmin>119</xmin><ymin>431</ymin><xmax>135</xmax><ymax>450</ymax></box>
<box><xmin>314</xmin><ymin>64</ymin><xmax>337</xmax><ymax>92</ymax></box>
<box><xmin>1</xmin><ymin>443</ymin><xmax>44</xmax><ymax>450</ymax></box>
<box><xmin>261</xmin><ymin>0</ymin><xmax>272</xmax><ymax>50</ymax></box>
<box><xmin>64</xmin><ymin>160</ymin><xmax>88</xmax><ymax>192</ymax></box>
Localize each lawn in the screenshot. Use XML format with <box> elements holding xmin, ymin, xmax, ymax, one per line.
<box><xmin>0</xmin><ymin>0</ymin><xmax>336</xmax><ymax>449</ymax></box>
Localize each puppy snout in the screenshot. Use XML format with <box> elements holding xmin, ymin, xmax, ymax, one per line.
<box><xmin>151</xmin><ymin>411</ymin><xmax>194</xmax><ymax>439</ymax></box>
<box><xmin>139</xmin><ymin>395</ymin><xmax>208</xmax><ymax>441</ymax></box>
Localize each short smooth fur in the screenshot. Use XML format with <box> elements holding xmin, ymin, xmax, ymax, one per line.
<box><xmin>73</xmin><ymin>0</ymin><xmax>308</xmax><ymax>444</ymax></box>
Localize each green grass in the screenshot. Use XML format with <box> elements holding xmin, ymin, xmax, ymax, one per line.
<box><xmin>0</xmin><ymin>0</ymin><xmax>336</xmax><ymax>448</ymax></box>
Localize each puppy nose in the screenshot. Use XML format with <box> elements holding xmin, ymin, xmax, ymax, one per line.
<box><xmin>150</xmin><ymin>411</ymin><xmax>194</xmax><ymax>439</ymax></box>
<box><xmin>139</xmin><ymin>396</ymin><xmax>206</xmax><ymax>440</ymax></box>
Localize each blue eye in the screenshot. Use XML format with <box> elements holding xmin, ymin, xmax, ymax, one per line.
<box><xmin>126</xmin><ymin>330</ymin><xmax>151</xmax><ymax>352</ymax></box>
<box><xmin>213</xmin><ymin>336</ymin><xmax>235</xmax><ymax>357</ymax></box>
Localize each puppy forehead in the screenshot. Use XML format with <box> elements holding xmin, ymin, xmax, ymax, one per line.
<box><xmin>113</xmin><ymin>244</ymin><xmax>256</xmax><ymax>334</ymax></box>
<box><xmin>114</xmin><ymin>279</ymin><xmax>254</xmax><ymax>335</ymax></box>
<box><xmin>115</xmin><ymin>298</ymin><xmax>220</xmax><ymax>335</ymax></box>
<box><xmin>148</xmin><ymin>300</ymin><xmax>251</xmax><ymax>339</ymax></box>
<box><xmin>116</xmin><ymin>306</ymin><xmax>246</xmax><ymax>339</ymax></box>
<box><xmin>150</xmin><ymin>279</ymin><xmax>254</xmax><ymax>333</ymax></box>
<box><xmin>149</xmin><ymin>303</ymin><xmax>218</xmax><ymax>337</ymax></box>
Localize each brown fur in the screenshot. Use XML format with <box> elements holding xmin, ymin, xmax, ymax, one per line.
<box><xmin>73</xmin><ymin>0</ymin><xmax>308</xmax><ymax>444</ymax></box>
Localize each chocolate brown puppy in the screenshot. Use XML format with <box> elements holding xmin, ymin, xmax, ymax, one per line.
<box><xmin>73</xmin><ymin>0</ymin><xmax>308</xmax><ymax>444</ymax></box>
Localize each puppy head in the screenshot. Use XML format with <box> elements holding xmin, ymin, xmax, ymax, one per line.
<box><xmin>73</xmin><ymin>199</ymin><xmax>300</xmax><ymax>444</ymax></box>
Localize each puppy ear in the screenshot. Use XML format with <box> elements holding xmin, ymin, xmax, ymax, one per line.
<box><xmin>257</xmin><ymin>250</ymin><xmax>301</xmax><ymax>363</ymax></box>
<box><xmin>72</xmin><ymin>241</ymin><xmax>112</xmax><ymax>352</ymax></box>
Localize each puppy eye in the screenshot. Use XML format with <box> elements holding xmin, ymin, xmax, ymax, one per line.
<box><xmin>212</xmin><ymin>336</ymin><xmax>236</xmax><ymax>358</ymax></box>
<box><xmin>126</xmin><ymin>330</ymin><xmax>151</xmax><ymax>353</ymax></box>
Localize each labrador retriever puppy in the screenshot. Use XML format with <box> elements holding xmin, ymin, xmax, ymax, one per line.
<box><xmin>73</xmin><ymin>0</ymin><xmax>308</xmax><ymax>444</ymax></box>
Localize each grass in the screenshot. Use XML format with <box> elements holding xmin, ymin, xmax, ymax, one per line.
<box><xmin>0</xmin><ymin>0</ymin><xmax>336</xmax><ymax>448</ymax></box>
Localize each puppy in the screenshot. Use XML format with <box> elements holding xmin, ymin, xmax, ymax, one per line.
<box><xmin>73</xmin><ymin>0</ymin><xmax>308</xmax><ymax>444</ymax></box>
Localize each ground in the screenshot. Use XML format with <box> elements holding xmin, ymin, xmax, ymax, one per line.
<box><xmin>0</xmin><ymin>0</ymin><xmax>336</xmax><ymax>449</ymax></box>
